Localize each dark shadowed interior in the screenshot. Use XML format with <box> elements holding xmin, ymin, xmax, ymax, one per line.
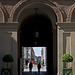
<box><xmin>19</xmin><ymin>14</ymin><xmax>55</xmax><ymax>75</ymax></box>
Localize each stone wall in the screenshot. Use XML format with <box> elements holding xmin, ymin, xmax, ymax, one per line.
<box><xmin>0</xmin><ymin>0</ymin><xmax>75</xmax><ymax>75</ymax></box>
<box><xmin>57</xmin><ymin>23</ymin><xmax>75</xmax><ymax>75</ymax></box>
<box><xmin>0</xmin><ymin>0</ymin><xmax>74</xmax><ymax>22</ymax></box>
<box><xmin>0</xmin><ymin>23</ymin><xmax>18</xmax><ymax>75</ymax></box>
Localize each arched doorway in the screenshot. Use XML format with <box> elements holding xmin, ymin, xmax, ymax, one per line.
<box><xmin>17</xmin><ymin>3</ymin><xmax>57</xmax><ymax>75</ymax></box>
<box><xmin>20</xmin><ymin>14</ymin><xmax>52</xmax><ymax>47</ymax></box>
<box><xmin>18</xmin><ymin>14</ymin><xmax>56</xmax><ymax>75</ymax></box>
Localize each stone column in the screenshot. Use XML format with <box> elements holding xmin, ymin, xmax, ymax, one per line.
<box><xmin>11</xmin><ymin>32</ymin><xmax>18</xmax><ymax>75</ymax></box>
<box><xmin>57</xmin><ymin>25</ymin><xmax>62</xmax><ymax>75</ymax></box>
<box><xmin>52</xmin><ymin>29</ymin><xmax>57</xmax><ymax>75</ymax></box>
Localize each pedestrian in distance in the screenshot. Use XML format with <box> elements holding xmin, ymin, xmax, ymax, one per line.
<box><xmin>37</xmin><ymin>63</ymin><xmax>41</xmax><ymax>72</ymax></box>
<box><xmin>29</xmin><ymin>62</ymin><xmax>33</xmax><ymax>72</ymax></box>
<box><xmin>26</xmin><ymin>60</ymin><xmax>28</xmax><ymax>68</ymax></box>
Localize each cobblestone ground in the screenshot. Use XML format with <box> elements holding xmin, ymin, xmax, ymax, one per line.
<box><xmin>24</xmin><ymin>65</ymin><xmax>46</xmax><ymax>71</ymax></box>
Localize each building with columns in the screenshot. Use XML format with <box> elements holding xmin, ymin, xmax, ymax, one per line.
<box><xmin>0</xmin><ymin>0</ymin><xmax>75</xmax><ymax>75</ymax></box>
<box><xmin>41</xmin><ymin>48</ymin><xmax>44</xmax><ymax>64</ymax></box>
<box><xmin>24</xmin><ymin>47</ymin><xmax>35</xmax><ymax>62</ymax></box>
<box><xmin>24</xmin><ymin>47</ymin><xmax>35</xmax><ymax>66</ymax></box>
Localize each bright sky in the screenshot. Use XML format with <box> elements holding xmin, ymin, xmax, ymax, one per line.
<box><xmin>33</xmin><ymin>47</ymin><xmax>45</xmax><ymax>56</ymax></box>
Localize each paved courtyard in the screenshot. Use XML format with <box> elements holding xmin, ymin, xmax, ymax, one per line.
<box><xmin>24</xmin><ymin>64</ymin><xmax>46</xmax><ymax>71</ymax></box>
<box><xmin>23</xmin><ymin>72</ymin><xmax>50</xmax><ymax>75</ymax></box>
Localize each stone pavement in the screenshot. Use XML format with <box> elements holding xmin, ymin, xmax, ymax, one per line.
<box><xmin>24</xmin><ymin>65</ymin><xmax>46</xmax><ymax>71</ymax></box>
<box><xmin>23</xmin><ymin>72</ymin><xmax>50</xmax><ymax>75</ymax></box>
<box><xmin>23</xmin><ymin>65</ymin><xmax>48</xmax><ymax>75</ymax></box>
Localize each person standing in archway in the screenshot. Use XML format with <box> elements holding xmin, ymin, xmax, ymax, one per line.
<box><xmin>37</xmin><ymin>63</ymin><xmax>41</xmax><ymax>72</ymax></box>
<box><xmin>29</xmin><ymin>62</ymin><xmax>33</xmax><ymax>72</ymax></box>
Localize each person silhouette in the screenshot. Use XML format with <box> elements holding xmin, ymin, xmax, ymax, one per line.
<box><xmin>37</xmin><ymin>63</ymin><xmax>41</xmax><ymax>72</ymax></box>
<box><xmin>29</xmin><ymin>62</ymin><xmax>33</xmax><ymax>71</ymax></box>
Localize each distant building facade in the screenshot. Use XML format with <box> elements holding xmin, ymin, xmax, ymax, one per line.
<box><xmin>24</xmin><ymin>47</ymin><xmax>35</xmax><ymax>63</ymax></box>
<box><xmin>34</xmin><ymin>55</ymin><xmax>37</xmax><ymax>64</ymax></box>
<box><xmin>37</xmin><ymin>56</ymin><xmax>41</xmax><ymax>63</ymax></box>
<box><xmin>24</xmin><ymin>47</ymin><xmax>31</xmax><ymax>59</ymax></box>
<box><xmin>41</xmin><ymin>48</ymin><xmax>44</xmax><ymax>64</ymax></box>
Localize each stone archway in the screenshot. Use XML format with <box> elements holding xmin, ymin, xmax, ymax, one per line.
<box><xmin>19</xmin><ymin>14</ymin><xmax>55</xmax><ymax>75</ymax></box>
<box><xmin>17</xmin><ymin>3</ymin><xmax>57</xmax><ymax>75</ymax></box>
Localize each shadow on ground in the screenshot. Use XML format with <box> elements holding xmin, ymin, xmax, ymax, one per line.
<box><xmin>23</xmin><ymin>71</ymin><xmax>50</xmax><ymax>75</ymax></box>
